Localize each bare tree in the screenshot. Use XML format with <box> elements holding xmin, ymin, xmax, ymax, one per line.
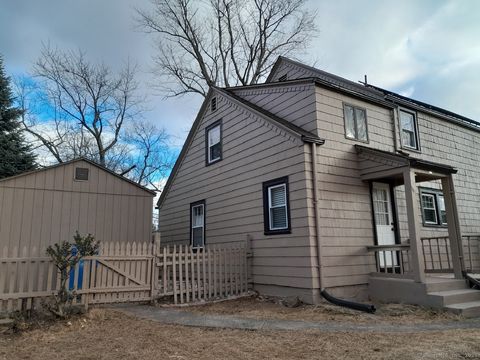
<box><xmin>136</xmin><ymin>0</ymin><xmax>317</xmax><ymax>97</ymax></box>
<box><xmin>14</xmin><ymin>46</ymin><xmax>174</xmax><ymax>186</ymax></box>
<box><xmin>125</xmin><ymin>120</ymin><xmax>175</xmax><ymax>189</ymax></box>
<box><xmin>32</xmin><ymin>45</ymin><xmax>140</xmax><ymax>167</ymax></box>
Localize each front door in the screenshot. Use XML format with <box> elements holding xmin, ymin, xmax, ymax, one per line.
<box><xmin>372</xmin><ymin>182</ymin><xmax>396</xmax><ymax>267</ymax></box>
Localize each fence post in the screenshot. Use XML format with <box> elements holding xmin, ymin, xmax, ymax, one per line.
<box><xmin>246</xmin><ymin>235</ymin><xmax>253</xmax><ymax>291</ymax></box>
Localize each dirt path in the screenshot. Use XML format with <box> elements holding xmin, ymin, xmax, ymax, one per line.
<box><xmin>112</xmin><ymin>304</ymin><xmax>480</xmax><ymax>333</ymax></box>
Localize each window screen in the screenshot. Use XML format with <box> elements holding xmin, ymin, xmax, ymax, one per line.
<box><xmin>344</xmin><ymin>104</ymin><xmax>368</xmax><ymax>142</ymax></box>
<box><xmin>263</xmin><ymin>177</ymin><xmax>291</xmax><ymax>235</ymax></box>
<box><xmin>191</xmin><ymin>202</ymin><xmax>205</xmax><ymax>248</ymax></box>
<box><xmin>206</xmin><ymin>121</ymin><xmax>222</xmax><ymax>164</ymax></box>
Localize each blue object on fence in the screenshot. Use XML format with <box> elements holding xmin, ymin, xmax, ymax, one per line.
<box><xmin>68</xmin><ymin>246</ymin><xmax>84</xmax><ymax>290</ymax></box>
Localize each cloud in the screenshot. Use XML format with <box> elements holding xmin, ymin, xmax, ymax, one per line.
<box><xmin>308</xmin><ymin>0</ymin><xmax>480</xmax><ymax>121</ymax></box>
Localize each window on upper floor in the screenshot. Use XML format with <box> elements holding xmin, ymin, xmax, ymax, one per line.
<box><xmin>399</xmin><ymin>109</ymin><xmax>420</xmax><ymax>150</ymax></box>
<box><xmin>343</xmin><ymin>104</ymin><xmax>368</xmax><ymax>142</ymax></box>
<box><xmin>205</xmin><ymin>120</ymin><xmax>222</xmax><ymax>165</ymax></box>
<box><xmin>263</xmin><ymin>177</ymin><xmax>291</xmax><ymax>235</ymax></box>
<box><xmin>420</xmin><ymin>188</ymin><xmax>447</xmax><ymax>227</ymax></box>
<box><xmin>190</xmin><ymin>200</ymin><xmax>205</xmax><ymax>248</ymax></box>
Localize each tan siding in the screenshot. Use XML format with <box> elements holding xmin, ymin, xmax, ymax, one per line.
<box><xmin>159</xmin><ymin>93</ymin><xmax>318</xmax><ymax>294</ymax></box>
<box><xmin>231</xmin><ymin>83</ymin><xmax>318</xmax><ymax>135</ymax></box>
<box><xmin>314</xmin><ymin>85</ymin><xmax>395</xmax><ymax>289</ymax></box>
<box><xmin>0</xmin><ymin>160</ymin><xmax>153</xmax><ymax>254</ymax></box>
<box><xmin>314</xmin><ymin>83</ymin><xmax>480</xmax><ymax>292</ymax></box>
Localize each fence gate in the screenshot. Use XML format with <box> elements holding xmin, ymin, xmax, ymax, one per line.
<box><xmin>77</xmin><ymin>242</ymin><xmax>155</xmax><ymax>305</ymax></box>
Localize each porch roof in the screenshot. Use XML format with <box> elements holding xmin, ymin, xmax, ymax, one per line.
<box><xmin>355</xmin><ymin>145</ymin><xmax>457</xmax><ymax>184</ymax></box>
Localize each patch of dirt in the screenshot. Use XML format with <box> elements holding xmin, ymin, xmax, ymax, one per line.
<box><xmin>184</xmin><ymin>296</ymin><xmax>463</xmax><ymax>324</ymax></box>
<box><xmin>0</xmin><ymin>309</ymin><xmax>479</xmax><ymax>360</ymax></box>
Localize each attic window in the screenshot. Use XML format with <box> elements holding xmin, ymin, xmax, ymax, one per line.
<box><xmin>211</xmin><ymin>97</ymin><xmax>217</xmax><ymax>112</ymax></box>
<box><xmin>75</xmin><ymin>167</ymin><xmax>89</xmax><ymax>181</ymax></box>
<box><xmin>278</xmin><ymin>74</ymin><xmax>287</xmax><ymax>82</ymax></box>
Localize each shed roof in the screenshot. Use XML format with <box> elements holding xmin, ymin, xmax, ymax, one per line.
<box><xmin>0</xmin><ymin>157</ymin><xmax>156</xmax><ymax>195</ymax></box>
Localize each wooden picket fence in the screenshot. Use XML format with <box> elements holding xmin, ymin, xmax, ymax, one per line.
<box><xmin>0</xmin><ymin>241</ymin><xmax>250</xmax><ymax>314</ymax></box>
<box><xmin>155</xmin><ymin>244</ymin><xmax>249</xmax><ymax>304</ymax></box>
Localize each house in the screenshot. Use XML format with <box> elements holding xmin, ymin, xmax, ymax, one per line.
<box><xmin>158</xmin><ymin>57</ymin><xmax>480</xmax><ymax>314</ymax></box>
<box><xmin>0</xmin><ymin>158</ymin><xmax>155</xmax><ymax>256</ymax></box>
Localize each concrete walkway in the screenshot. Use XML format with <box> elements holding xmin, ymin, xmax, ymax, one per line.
<box><xmin>111</xmin><ymin>304</ymin><xmax>480</xmax><ymax>333</ymax></box>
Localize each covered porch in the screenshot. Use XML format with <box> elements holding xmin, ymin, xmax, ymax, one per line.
<box><xmin>355</xmin><ymin>145</ymin><xmax>480</xmax><ymax>315</ymax></box>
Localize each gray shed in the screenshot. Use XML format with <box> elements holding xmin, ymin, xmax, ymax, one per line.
<box><xmin>0</xmin><ymin>158</ymin><xmax>155</xmax><ymax>256</ymax></box>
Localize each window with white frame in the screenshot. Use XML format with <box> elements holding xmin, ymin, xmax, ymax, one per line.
<box><xmin>399</xmin><ymin>110</ymin><xmax>419</xmax><ymax>149</ymax></box>
<box><xmin>191</xmin><ymin>201</ymin><xmax>205</xmax><ymax>248</ymax></box>
<box><xmin>344</xmin><ymin>104</ymin><xmax>368</xmax><ymax>142</ymax></box>
<box><xmin>420</xmin><ymin>188</ymin><xmax>447</xmax><ymax>226</ymax></box>
<box><xmin>205</xmin><ymin>120</ymin><xmax>222</xmax><ymax>165</ymax></box>
<box><xmin>263</xmin><ymin>177</ymin><xmax>291</xmax><ymax>234</ymax></box>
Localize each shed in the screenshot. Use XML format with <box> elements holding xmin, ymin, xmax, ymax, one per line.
<box><xmin>0</xmin><ymin>158</ymin><xmax>155</xmax><ymax>256</ymax></box>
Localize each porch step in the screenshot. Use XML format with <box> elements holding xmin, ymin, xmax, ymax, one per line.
<box><xmin>445</xmin><ymin>301</ymin><xmax>480</xmax><ymax>318</ymax></box>
<box><xmin>425</xmin><ymin>279</ymin><xmax>467</xmax><ymax>292</ymax></box>
<box><xmin>427</xmin><ymin>289</ymin><xmax>480</xmax><ymax>306</ymax></box>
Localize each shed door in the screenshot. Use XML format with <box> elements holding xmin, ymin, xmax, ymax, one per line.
<box><xmin>372</xmin><ymin>182</ymin><xmax>396</xmax><ymax>267</ymax></box>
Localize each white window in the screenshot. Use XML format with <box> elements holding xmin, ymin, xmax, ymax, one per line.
<box><xmin>399</xmin><ymin>110</ymin><xmax>419</xmax><ymax>149</ymax></box>
<box><xmin>421</xmin><ymin>193</ymin><xmax>438</xmax><ymax>224</ymax></box>
<box><xmin>206</xmin><ymin>122</ymin><xmax>222</xmax><ymax>164</ymax></box>
<box><xmin>269</xmin><ymin>184</ymin><xmax>288</xmax><ymax>230</ymax></box>
<box><xmin>344</xmin><ymin>104</ymin><xmax>368</xmax><ymax>142</ymax></box>
<box><xmin>262</xmin><ymin>176</ymin><xmax>291</xmax><ymax>234</ymax></box>
<box><xmin>420</xmin><ymin>188</ymin><xmax>447</xmax><ymax>226</ymax></box>
<box><xmin>191</xmin><ymin>202</ymin><xmax>205</xmax><ymax>248</ymax></box>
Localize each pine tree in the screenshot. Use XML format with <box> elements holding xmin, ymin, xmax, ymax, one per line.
<box><xmin>0</xmin><ymin>56</ymin><xmax>36</xmax><ymax>179</ymax></box>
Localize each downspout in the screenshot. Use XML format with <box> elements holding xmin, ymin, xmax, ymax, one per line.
<box><xmin>310</xmin><ymin>142</ymin><xmax>324</xmax><ymax>293</ymax></box>
<box><xmin>310</xmin><ymin>141</ymin><xmax>376</xmax><ymax>314</ymax></box>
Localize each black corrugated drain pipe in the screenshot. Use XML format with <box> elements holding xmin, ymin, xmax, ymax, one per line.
<box><xmin>321</xmin><ymin>289</ymin><xmax>376</xmax><ymax>314</ymax></box>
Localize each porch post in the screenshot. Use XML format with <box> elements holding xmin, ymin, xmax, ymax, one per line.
<box><xmin>441</xmin><ymin>174</ymin><xmax>464</xmax><ymax>279</ymax></box>
<box><xmin>403</xmin><ymin>168</ymin><xmax>426</xmax><ymax>283</ymax></box>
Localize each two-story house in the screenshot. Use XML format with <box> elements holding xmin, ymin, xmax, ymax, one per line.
<box><xmin>158</xmin><ymin>57</ymin><xmax>480</xmax><ymax>315</ymax></box>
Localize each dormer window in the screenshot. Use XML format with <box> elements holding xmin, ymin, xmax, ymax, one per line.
<box><xmin>205</xmin><ymin>120</ymin><xmax>222</xmax><ymax>165</ymax></box>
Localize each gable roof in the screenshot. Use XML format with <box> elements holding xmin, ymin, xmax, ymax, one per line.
<box><xmin>0</xmin><ymin>157</ymin><xmax>156</xmax><ymax>195</ymax></box>
<box><xmin>157</xmin><ymin>87</ymin><xmax>325</xmax><ymax>208</ymax></box>
<box><xmin>267</xmin><ymin>56</ymin><xmax>480</xmax><ymax>133</ymax></box>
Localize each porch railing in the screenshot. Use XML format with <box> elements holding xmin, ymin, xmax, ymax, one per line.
<box><xmin>422</xmin><ymin>235</ymin><xmax>480</xmax><ymax>273</ymax></box>
<box><xmin>366</xmin><ymin>244</ymin><xmax>412</xmax><ymax>277</ymax></box>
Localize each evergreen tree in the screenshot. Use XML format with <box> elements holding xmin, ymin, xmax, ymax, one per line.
<box><xmin>0</xmin><ymin>56</ymin><xmax>36</xmax><ymax>178</ymax></box>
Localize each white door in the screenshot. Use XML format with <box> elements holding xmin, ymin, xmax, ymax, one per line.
<box><xmin>372</xmin><ymin>182</ymin><xmax>396</xmax><ymax>268</ymax></box>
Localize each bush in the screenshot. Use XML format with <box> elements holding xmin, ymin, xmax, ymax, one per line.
<box><xmin>46</xmin><ymin>232</ymin><xmax>99</xmax><ymax>318</ymax></box>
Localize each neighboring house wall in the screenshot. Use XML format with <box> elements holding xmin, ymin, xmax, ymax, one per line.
<box><xmin>231</xmin><ymin>83</ymin><xmax>318</xmax><ymax>136</ymax></box>
<box><xmin>0</xmin><ymin>160</ymin><xmax>153</xmax><ymax>256</ymax></box>
<box><xmin>158</xmin><ymin>92</ymin><xmax>320</xmax><ymax>302</ymax></box>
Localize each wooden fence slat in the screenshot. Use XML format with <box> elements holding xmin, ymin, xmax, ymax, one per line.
<box><xmin>172</xmin><ymin>245</ymin><xmax>177</xmax><ymax>305</ymax></box>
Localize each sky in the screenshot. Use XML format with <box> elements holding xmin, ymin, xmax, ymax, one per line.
<box><xmin>1</xmin><ymin>0</ymin><xmax>480</xmax><ymax>151</ymax></box>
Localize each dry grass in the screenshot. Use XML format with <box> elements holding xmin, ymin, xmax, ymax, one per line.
<box><xmin>184</xmin><ymin>296</ymin><xmax>462</xmax><ymax>324</ymax></box>
<box><xmin>0</xmin><ymin>308</ymin><xmax>479</xmax><ymax>360</ymax></box>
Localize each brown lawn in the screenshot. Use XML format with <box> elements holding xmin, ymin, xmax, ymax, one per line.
<box><xmin>1</xmin><ymin>307</ymin><xmax>480</xmax><ymax>360</ymax></box>
<box><xmin>185</xmin><ymin>296</ymin><xmax>463</xmax><ymax>324</ymax></box>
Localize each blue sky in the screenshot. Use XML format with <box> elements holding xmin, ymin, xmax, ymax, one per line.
<box><xmin>1</xmin><ymin>0</ymin><xmax>479</xmax><ymax>151</ymax></box>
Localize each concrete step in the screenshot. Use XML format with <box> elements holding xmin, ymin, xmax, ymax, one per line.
<box><xmin>428</xmin><ymin>289</ymin><xmax>480</xmax><ymax>306</ymax></box>
<box><xmin>445</xmin><ymin>301</ymin><xmax>480</xmax><ymax>318</ymax></box>
<box><xmin>425</xmin><ymin>278</ymin><xmax>467</xmax><ymax>292</ymax></box>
